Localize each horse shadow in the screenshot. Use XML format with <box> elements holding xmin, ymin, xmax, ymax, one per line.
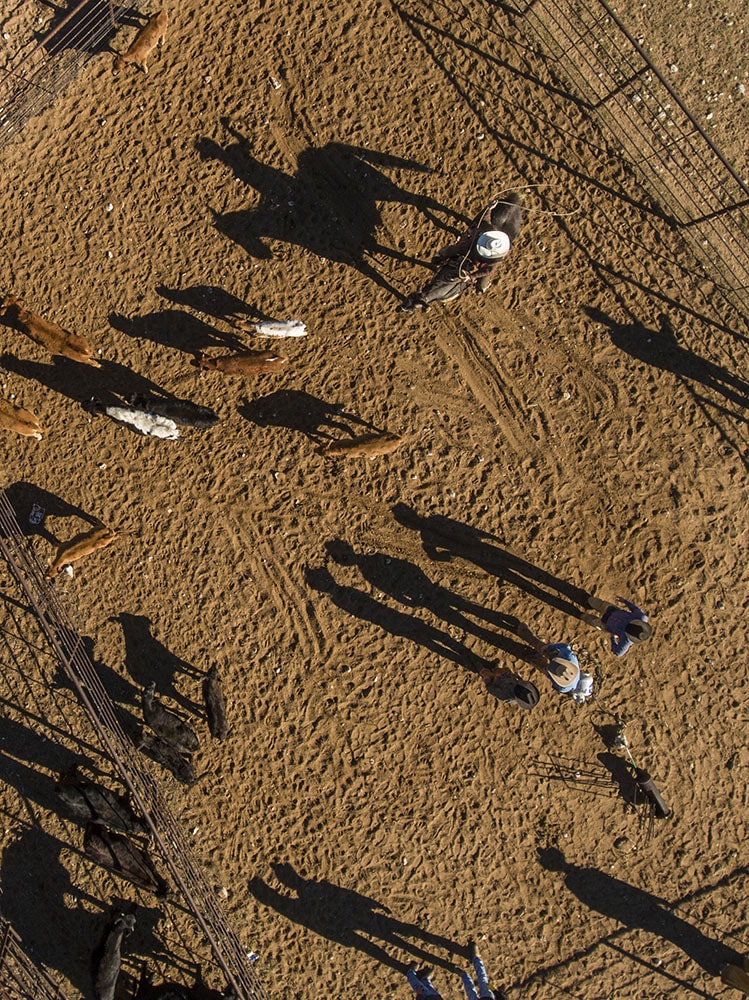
<box><xmin>196</xmin><ymin>122</ymin><xmax>465</xmax><ymax>295</ymax></box>
<box><xmin>237</xmin><ymin>389</ymin><xmax>375</xmax><ymax>444</ymax></box>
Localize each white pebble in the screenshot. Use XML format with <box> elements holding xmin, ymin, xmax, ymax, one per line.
<box><xmin>106</xmin><ymin>250</ymin><xmax>113</xmax><ymax>258</ymax></box>
<box><xmin>738</xmin><ymin>83</ymin><xmax>746</xmax><ymax>96</ymax></box>
<box><xmin>669</xmin><ymin>64</ymin><xmax>678</xmax><ymax>73</ymax></box>
<box><xmin>105</xmin><ymin>203</ymin><xmax>113</xmax><ymax>212</ymax></box>
<box><xmin>63</xmin><ymin>565</ymin><xmax>74</xmax><ymax>578</ymax></box>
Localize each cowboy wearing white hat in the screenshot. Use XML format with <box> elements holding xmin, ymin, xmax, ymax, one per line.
<box><xmin>398</xmin><ymin>193</ymin><xmax>523</xmax><ymax>312</ymax></box>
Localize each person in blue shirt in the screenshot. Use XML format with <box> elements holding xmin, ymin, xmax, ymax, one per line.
<box><xmin>583</xmin><ymin>596</ymin><xmax>652</xmax><ymax>656</ymax></box>
<box><xmin>516</xmin><ymin>625</ymin><xmax>594</xmax><ymax>703</ymax></box>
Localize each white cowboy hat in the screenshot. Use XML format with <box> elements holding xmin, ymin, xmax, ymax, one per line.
<box><xmin>475</xmin><ymin>230</ymin><xmax>511</xmax><ymax>260</ymax></box>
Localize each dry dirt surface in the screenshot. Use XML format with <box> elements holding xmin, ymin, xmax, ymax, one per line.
<box><xmin>0</xmin><ymin>0</ymin><xmax>747</xmax><ymax>998</ymax></box>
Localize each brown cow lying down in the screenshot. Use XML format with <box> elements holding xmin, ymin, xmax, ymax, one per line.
<box><xmin>1</xmin><ymin>294</ymin><xmax>101</xmax><ymax>366</ymax></box>
<box><xmin>0</xmin><ymin>397</ymin><xmax>43</xmax><ymax>439</ymax></box>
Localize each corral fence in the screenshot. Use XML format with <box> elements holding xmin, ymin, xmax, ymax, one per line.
<box><xmin>508</xmin><ymin>0</ymin><xmax>749</xmax><ymax>321</ymax></box>
<box><xmin>0</xmin><ymin>916</ymin><xmax>72</xmax><ymax>1000</ymax></box>
<box><xmin>0</xmin><ymin>488</ymin><xmax>271</xmax><ymax>1000</ymax></box>
<box><xmin>0</xmin><ymin>0</ymin><xmax>142</xmax><ymax>150</ymax></box>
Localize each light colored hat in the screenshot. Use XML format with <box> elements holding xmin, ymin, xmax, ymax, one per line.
<box><xmin>475</xmin><ymin>230</ymin><xmax>511</xmax><ymax>260</ymax></box>
<box><xmin>545</xmin><ymin>656</ymin><xmax>580</xmax><ymax>689</ymax></box>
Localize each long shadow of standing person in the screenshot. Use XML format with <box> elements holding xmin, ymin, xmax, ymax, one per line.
<box><xmin>306</xmin><ymin>565</ymin><xmax>495</xmax><ymax>672</ymax></box>
<box><xmin>538</xmin><ymin>847</ymin><xmax>742</xmax><ymax>976</ymax></box>
<box><xmin>196</xmin><ymin>120</ymin><xmax>465</xmax><ymax>295</ymax></box>
<box><xmin>325</xmin><ymin>539</ymin><xmax>534</xmax><ymax>660</ymax></box>
<box><xmin>392</xmin><ymin>504</ymin><xmax>591</xmax><ymax>619</ymax></box>
<box><xmin>249</xmin><ymin>863</ymin><xmax>462</xmax><ymax>972</ymax></box>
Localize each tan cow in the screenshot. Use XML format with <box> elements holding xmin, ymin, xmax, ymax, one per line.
<box><xmin>197</xmin><ymin>350</ymin><xmax>287</xmax><ymax>375</ymax></box>
<box><xmin>319</xmin><ymin>432</ymin><xmax>403</xmax><ymax>458</ymax></box>
<box><xmin>46</xmin><ymin>526</ymin><xmax>117</xmax><ymax>578</ymax></box>
<box><xmin>113</xmin><ymin>10</ymin><xmax>169</xmax><ymax>75</ymax></box>
<box><xmin>0</xmin><ymin>397</ymin><xmax>43</xmax><ymax>439</ymax></box>
<box><xmin>1</xmin><ymin>295</ymin><xmax>101</xmax><ymax>367</ymax></box>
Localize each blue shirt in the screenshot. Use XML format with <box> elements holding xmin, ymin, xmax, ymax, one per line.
<box><xmin>605</xmin><ymin>599</ymin><xmax>648</xmax><ymax>657</ymax></box>
<box><xmin>545</xmin><ymin>643</ymin><xmax>580</xmax><ymax>694</ymax></box>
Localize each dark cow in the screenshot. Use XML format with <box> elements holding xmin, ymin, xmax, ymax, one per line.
<box><xmin>93</xmin><ymin>909</ymin><xmax>136</xmax><ymax>1000</ymax></box>
<box><xmin>138</xmin><ymin>731</ymin><xmax>198</xmax><ymax>787</ymax></box>
<box><xmin>202</xmin><ymin>666</ymin><xmax>230</xmax><ymax>740</ymax></box>
<box><xmin>142</xmin><ymin>682</ymin><xmax>199</xmax><ymax>753</ymax></box>
<box><xmin>84</xmin><ymin>822</ymin><xmax>169</xmax><ymax>897</ymax></box>
<box><xmin>56</xmin><ymin>765</ymin><xmax>147</xmax><ymax>836</ymax></box>
<box><xmin>127</xmin><ymin>394</ymin><xmax>220</xmax><ymax>429</ymax></box>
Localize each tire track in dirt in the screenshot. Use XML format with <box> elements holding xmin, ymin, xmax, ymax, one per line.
<box><xmin>218</xmin><ymin>509</ymin><xmax>328</xmax><ymax>662</ymax></box>
<box><xmin>435</xmin><ymin>310</ymin><xmax>547</xmax><ymax>461</ymax></box>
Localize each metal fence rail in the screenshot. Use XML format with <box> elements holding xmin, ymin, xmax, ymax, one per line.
<box><xmin>0</xmin><ymin>0</ymin><xmax>138</xmax><ymax>150</ymax></box>
<box><xmin>0</xmin><ymin>489</ymin><xmax>270</xmax><ymax>1000</ymax></box>
<box><xmin>513</xmin><ymin>0</ymin><xmax>749</xmax><ymax>320</ymax></box>
<box><xmin>0</xmin><ymin>917</ymin><xmax>72</xmax><ymax>1000</ymax></box>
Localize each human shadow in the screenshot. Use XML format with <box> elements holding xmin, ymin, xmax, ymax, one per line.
<box><xmin>392</xmin><ymin>504</ymin><xmax>590</xmax><ymax>618</ymax></box>
<box><xmin>237</xmin><ymin>390</ymin><xmax>375</xmax><ymax>445</ymax></box>
<box><xmin>0</xmin><ymin>825</ymin><xmax>101</xmax><ymax>993</ymax></box>
<box><xmin>108</xmin><ymin>308</ymin><xmax>247</xmax><ymax>356</ymax></box>
<box><xmin>196</xmin><ymin>122</ymin><xmax>465</xmax><ymax>295</ymax></box>
<box><xmin>113</xmin><ymin>613</ymin><xmax>202</xmax><ymax>715</ymax></box>
<box><xmin>587</xmin><ymin>307</ymin><xmax>749</xmax><ymax>413</ymax></box>
<box><xmin>0</xmin><ymin>353</ymin><xmax>170</xmax><ymax>411</ymax></box>
<box><xmin>538</xmin><ymin>847</ymin><xmax>742</xmax><ymax>976</ymax></box>
<box><xmin>249</xmin><ymin>862</ymin><xmax>463</xmax><ymax>972</ymax></box>
<box><xmin>325</xmin><ymin>539</ymin><xmax>538</xmax><ymax>661</ymax></box>
<box><xmin>305</xmin><ymin>565</ymin><xmax>494</xmax><ymax>672</ymax></box>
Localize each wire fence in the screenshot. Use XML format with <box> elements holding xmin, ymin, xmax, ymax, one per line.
<box><xmin>0</xmin><ymin>0</ymin><xmax>141</xmax><ymax>150</ymax></box>
<box><xmin>0</xmin><ymin>488</ymin><xmax>271</xmax><ymax>1000</ymax></box>
<box><xmin>511</xmin><ymin>0</ymin><xmax>749</xmax><ymax>320</ymax></box>
<box><xmin>0</xmin><ymin>917</ymin><xmax>72</xmax><ymax>1000</ymax></box>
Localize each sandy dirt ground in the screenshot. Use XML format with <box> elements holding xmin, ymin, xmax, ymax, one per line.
<box><xmin>0</xmin><ymin>0</ymin><xmax>747</xmax><ymax>997</ymax></box>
